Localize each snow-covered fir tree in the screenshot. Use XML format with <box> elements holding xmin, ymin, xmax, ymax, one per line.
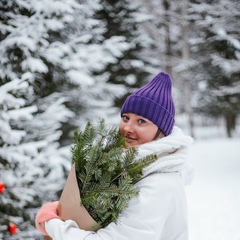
<box><xmin>60</xmin><ymin>0</ymin><xmax>130</xmax><ymax>128</ymax></box>
<box><xmin>93</xmin><ymin>0</ymin><xmax>156</xmax><ymax>111</ymax></box>
<box><xmin>0</xmin><ymin>0</ymin><xmax>77</xmax><ymax>238</ymax></box>
<box><xmin>0</xmin><ymin>0</ymin><xmax>152</xmax><ymax>238</ymax></box>
<box><xmin>0</xmin><ymin>77</ymin><xmax>74</xmax><ymax>239</ymax></box>
<box><xmin>188</xmin><ymin>0</ymin><xmax>240</xmax><ymax>137</ymax></box>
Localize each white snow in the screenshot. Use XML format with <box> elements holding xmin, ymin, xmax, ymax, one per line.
<box><xmin>67</xmin><ymin>70</ymin><xmax>95</xmax><ymax>86</ymax></box>
<box><xmin>22</xmin><ymin>57</ymin><xmax>48</xmax><ymax>73</ymax></box>
<box><xmin>186</xmin><ymin>137</ymin><xmax>240</xmax><ymax>240</ymax></box>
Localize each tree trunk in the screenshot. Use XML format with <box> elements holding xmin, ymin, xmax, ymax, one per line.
<box><xmin>181</xmin><ymin>0</ymin><xmax>195</xmax><ymax>138</ymax></box>
<box><xmin>162</xmin><ymin>0</ymin><xmax>172</xmax><ymax>75</ymax></box>
<box><xmin>225</xmin><ymin>114</ymin><xmax>236</xmax><ymax>138</ymax></box>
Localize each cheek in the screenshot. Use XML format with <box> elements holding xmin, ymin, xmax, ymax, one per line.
<box><xmin>138</xmin><ymin>125</ymin><xmax>158</xmax><ymax>144</ymax></box>
<box><xmin>138</xmin><ymin>129</ymin><xmax>155</xmax><ymax>144</ymax></box>
<box><xmin>119</xmin><ymin>122</ymin><xmax>124</xmax><ymax>132</ymax></box>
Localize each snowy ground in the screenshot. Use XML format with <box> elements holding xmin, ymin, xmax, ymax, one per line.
<box><xmin>186</xmin><ymin>137</ymin><xmax>240</xmax><ymax>240</ymax></box>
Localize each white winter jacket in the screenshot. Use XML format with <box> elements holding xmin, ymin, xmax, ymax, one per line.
<box><xmin>45</xmin><ymin>126</ymin><xmax>194</xmax><ymax>240</ymax></box>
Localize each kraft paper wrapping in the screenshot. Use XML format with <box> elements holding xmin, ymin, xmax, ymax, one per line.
<box><xmin>44</xmin><ymin>164</ymin><xmax>98</xmax><ymax>240</ymax></box>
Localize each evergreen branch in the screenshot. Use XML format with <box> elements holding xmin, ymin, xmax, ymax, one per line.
<box><xmin>127</xmin><ymin>154</ymin><xmax>157</xmax><ymax>184</ymax></box>
<box><xmin>71</xmin><ymin>119</ymin><xmax>158</xmax><ymax>227</ymax></box>
<box><xmin>84</xmin><ymin>188</ymin><xmax>136</xmax><ymax>195</ymax></box>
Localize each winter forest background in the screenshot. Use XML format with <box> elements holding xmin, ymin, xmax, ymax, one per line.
<box><xmin>0</xmin><ymin>0</ymin><xmax>239</xmax><ymax>239</ymax></box>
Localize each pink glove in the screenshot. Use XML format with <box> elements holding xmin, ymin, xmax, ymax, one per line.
<box><xmin>35</xmin><ymin>201</ymin><xmax>60</xmax><ymax>236</ymax></box>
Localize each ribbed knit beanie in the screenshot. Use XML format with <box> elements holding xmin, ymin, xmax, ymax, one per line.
<box><xmin>120</xmin><ymin>72</ymin><xmax>175</xmax><ymax>136</ymax></box>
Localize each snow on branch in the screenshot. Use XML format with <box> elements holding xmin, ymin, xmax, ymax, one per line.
<box><xmin>0</xmin><ymin>77</ymin><xmax>37</xmax><ymax>145</ymax></box>
<box><xmin>0</xmin><ymin>79</ymin><xmax>29</xmax><ymax>108</ymax></box>
<box><xmin>212</xmin><ymin>83</ymin><xmax>240</xmax><ymax>96</ymax></box>
<box><xmin>211</xmin><ymin>54</ymin><xmax>240</xmax><ymax>75</ymax></box>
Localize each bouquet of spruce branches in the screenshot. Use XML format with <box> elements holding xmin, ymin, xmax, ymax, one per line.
<box><xmin>71</xmin><ymin>119</ymin><xmax>157</xmax><ymax>229</ymax></box>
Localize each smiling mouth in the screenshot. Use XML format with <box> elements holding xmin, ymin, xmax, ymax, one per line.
<box><xmin>125</xmin><ymin>136</ymin><xmax>137</xmax><ymax>141</ymax></box>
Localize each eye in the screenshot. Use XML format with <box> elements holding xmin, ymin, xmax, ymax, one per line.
<box><xmin>138</xmin><ymin>118</ymin><xmax>147</xmax><ymax>124</ymax></box>
<box><xmin>122</xmin><ymin>114</ymin><xmax>129</xmax><ymax>121</ymax></box>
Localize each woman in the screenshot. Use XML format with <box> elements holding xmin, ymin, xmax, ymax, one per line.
<box><xmin>35</xmin><ymin>72</ymin><xmax>194</xmax><ymax>240</ymax></box>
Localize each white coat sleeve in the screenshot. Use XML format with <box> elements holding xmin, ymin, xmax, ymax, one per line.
<box><xmin>45</xmin><ymin>173</ymin><xmax>187</xmax><ymax>240</ymax></box>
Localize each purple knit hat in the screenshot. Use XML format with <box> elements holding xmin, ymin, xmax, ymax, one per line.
<box><xmin>120</xmin><ymin>72</ymin><xmax>175</xmax><ymax>136</ymax></box>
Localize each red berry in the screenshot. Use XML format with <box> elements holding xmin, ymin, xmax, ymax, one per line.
<box><xmin>9</xmin><ymin>223</ymin><xmax>17</xmax><ymax>234</ymax></box>
<box><xmin>0</xmin><ymin>182</ymin><xmax>5</xmax><ymax>193</ymax></box>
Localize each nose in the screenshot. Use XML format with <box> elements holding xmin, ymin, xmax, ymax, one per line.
<box><xmin>122</xmin><ymin>121</ymin><xmax>134</xmax><ymax>134</ymax></box>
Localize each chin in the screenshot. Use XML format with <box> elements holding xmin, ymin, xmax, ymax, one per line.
<box><xmin>126</xmin><ymin>141</ymin><xmax>138</xmax><ymax>147</ymax></box>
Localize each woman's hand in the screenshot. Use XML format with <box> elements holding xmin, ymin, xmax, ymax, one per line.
<box><xmin>35</xmin><ymin>201</ymin><xmax>60</xmax><ymax>236</ymax></box>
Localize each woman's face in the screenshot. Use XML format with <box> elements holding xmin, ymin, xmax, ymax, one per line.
<box><xmin>119</xmin><ymin>113</ymin><xmax>159</xmax><ymax>147</ymax></box>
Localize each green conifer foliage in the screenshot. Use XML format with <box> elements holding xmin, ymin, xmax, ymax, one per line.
<box><xmin>72</xmin><ymin>119</ymin><xmax>157</xmax><ymax>228</ymax></box>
